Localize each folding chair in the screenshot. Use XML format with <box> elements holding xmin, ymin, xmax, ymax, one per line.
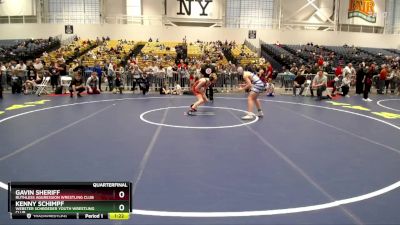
<box><xmin>283</xmin><ymin>74</ymin><xmax>295</xmax><ymax>91</ymax></box>
<box><xmin>60</xmin><ymin>76</ymin><xmax>72</xmax><ymax>94</ymax></box>
<box><xmin>35</xmin><ymin>77</ymin><xmax>51</xmax><ymax>96</ymax></box>
<box><xmin>303</xmin><ymin>80</ymin><xmax>312</xmax><ymax>96</ymax></box>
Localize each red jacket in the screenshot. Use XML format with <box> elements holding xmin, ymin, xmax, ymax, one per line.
<box><xmin>379</xmin><ymin>69</ymin><xmax>388</xmax><ymax>80</ymax></box>
<box><xmin>266</xmin><ymin>65</ymin><xmax>273</xmax><ymax>79</ymax></box>
<box><xmin>335</xmin><ymin>66</ymin><xmax>342</xmax><ymax>76</ymax></box>
<box><xmin>178</xmin><ymin>63</ymin><xmax>187</xmax><ymax>70</ymax></box>
<box><xmin>317</xmin><ymin>58</ymin><xmax>324</xmax><ymax>66</ymax></box>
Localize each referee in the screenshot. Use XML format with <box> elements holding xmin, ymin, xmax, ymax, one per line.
<box><xmin>201</xmin><ymin>58</ymin><xmax>216</xmax><ymax>101</ymax></box>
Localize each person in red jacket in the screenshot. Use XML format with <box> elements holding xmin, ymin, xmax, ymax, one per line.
<box><xmin>331</xmin><ymin>64</ymin><xmax>343</xmax><ymax>96</ymax></box>
<box><xmin>317</xmin><ymin>55</ymin><xmax>324</xmax><ymax>67</ymax></box>
<box><xmin>335</xmin><ymin>64</ymin><xmax>343</xmax><ymax>76</ymax></box>
<box><xmin>378</xmin><ymin>65</ymin><xmax>388</xmax><ymax>94</ymax></box>
<box><xmin>177</xmin><ymin>59</ymin><xmax>187</xmax><ymax>70</ymax></box>
<box><xmin>264</xmin><ymin>62</ymin><xmax>273</xmax><ymax>80</ymax></box>
<box><xmin>177</xmin><ymin>59</ymin><xmax>188</xmax><ymax>88</ymax></box>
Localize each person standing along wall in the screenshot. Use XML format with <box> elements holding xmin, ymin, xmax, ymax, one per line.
<box><xmin>363</xmin><ymin>63</ymin><xmax>376</xmax><ymax>102</ymax></box>
<box><xmin>355</xmin><ymin>63</ymin><xmax>365</xmax><ymax>95</ymax></box>
<box><xmin>93</xmin><ymin>63</ymin><xmax>103</xmax><ymax>92</ymax></box>
<box><xmin>378</xmin><ymin>65</ymin><xmax>388</xmax><ymax>94</ymax></box>
<box><xmin>201</xmin><ymin>58</ymin><xmax>216</xmax><ymax>101</ymax></box>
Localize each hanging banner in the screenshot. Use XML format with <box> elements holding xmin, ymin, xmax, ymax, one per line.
<box><xmin>166</xmin><ymin>0</ymin><xmax>223</xmax><ymax>20</ymax></box>
<box><xmin>65</xmin><ymin>25</ymin><xmax>74</xmax><ymax>34</ymax></box>
<box><xmin>248</xmin><ymin>30</ymin><xmax>257</xmax><ymax>39</ymax></box>
<box><xmin>339</xmin><ymin>0</ymin><xmax>385</xmax><ymax>26</ymax></box>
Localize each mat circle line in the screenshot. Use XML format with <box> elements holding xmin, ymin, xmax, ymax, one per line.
<box><xmin>139</xmin><ymin>106</ymin><xmax>259</xmax><ymax>129</ymax></box>
<box><xmin>0</xmin><ymin>96</ymin><xmax>399</xmax><ymax>217</ymax></box>
<box><xmin>377</xmin><ymin>99</ymin><xmax>400</xmax><ymax>112</ymax></box>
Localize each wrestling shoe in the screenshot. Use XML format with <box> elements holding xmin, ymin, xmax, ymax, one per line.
<box><xmin>190</xmin><ymin>104</ymin><xmax>197</xmax><ymax>112</ymax></box>
<box><xmin>186</xmin><ymin>107</ymin><xmax>196</xmax><ymax>116</ymax></box>
<box><xmin>257</xmin><ymin>111</ymin><xmax>264</xmax><ymax>117</ymax></box>
<box><xmin>241</xmin><ymin>113</ymin><xmax>255</xmax><ymax>120</ymax></box>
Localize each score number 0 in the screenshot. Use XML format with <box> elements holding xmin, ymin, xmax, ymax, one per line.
<box><xmin>110</xmin><ymin>191</ymin><xmax>130</xmax><ymax>220</ymax></box>
<box><xmin>119</xmin><ymin>191</ymin><xmax>125</xmax><ymax>211</ymax></box>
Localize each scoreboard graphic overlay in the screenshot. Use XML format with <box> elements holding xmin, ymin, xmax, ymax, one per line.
<box><xmin>8</xmin><ymin>182</ymin><xmax>132</xmax><ymax>220</ymax></box>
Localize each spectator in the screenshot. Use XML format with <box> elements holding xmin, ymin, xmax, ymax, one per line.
<box><xmin>317</xmin><ymin>55</ymin><xmax>324</xmax><ymax>67</ymax></box>
<box><xmin>395</xmin><ymin>67</ymin><xmax>400</xmax><ymax>95</ymax></box>
<box><xmin>201</xmin><ymin>58</ymin><xmax>216</xmax><ymax>101</ymax></box>
<box><xmin>177</xmin><ymin>59</ymin><xmax>187</xmax><ymax>70</ymax></box>
<box><xmin>386</xmin><ymin>66</ymin><xmax>395</xmax><ymax>94</ymax></box>
<box><xmin>342</xmin><ymin>62</ymin><xmax>356</xmax><ymax>89</ymax></box>
<box><xmin>265</xmin><ymin>77</ymin><xmax>275</xmax><ymax>97</ymax></box>
<box><xmin>118</xmin><ymin>64</ymin><xmax>125</xmax><ymax>75</ymax></box>
<box><xmin>33</xmin><ymin>58</ymin><xmax>43</xmax><ymax>72</ymax></box>
<box><xmin>15</xmin><ymin>60</ymin><xmax>27</xmax><ymax>77</ymax></box>
<box><xmin>254</xmin><ymin>67</ymin><xmax>268</xmax><ymax>84</ymax></box>
<box><xmin>281</xmin><ymin>67</ymin><xmax>294</xmax><ymax>89</ymax></box>
<box><xmin>107</xmin><ymin>62</ymin><xmax>115</xmax><ymax>92</ymax></box>
<box><xmin>69</xmin><ymin>72</ymin><xmax>85</xmax><ymax>98</ymax></box>
<box><xmin>131</xmin><ymin>65</ymin><xmax>142</xmax><ymax>93</ymax></box>
<box><xmin>10</xmin><ymin>61</ymin><xmax>18</xmax><ymax>74</ymax></box>
<box><xmin>341</xmin><ymin>73</ymin><xmax>351</xmax><ymax>97</ymax></box>
<box><xmin>56</xmin><ymin>60</ymin><xmax>67</xmax><ymax>76</ymax></box>
<box><xmin>10</xmin><ymin>70</ymin><xmax>23</xmax><ymax>94</ymax></box>
<box><xmin>355</xmin><ymin>63</ymin><xmax>365</xmax><ymax>95</ymax></box>
<box><xmin>343</xmin><ymin>63</ymin><xmax>356</xmax><ymax>79</ymax></box>
<box><xmin>113</xmin><ymin>72</ymin><xmax>124</xmax><ymax>94</ymax></box>
<box><xmin>363</xmin><ymin>64</ymin><xmax>375</xmax><ymax>101</ymax></box>
<box><xmin>0</xmin><ymin>62</ymin><xmax>6</xmax><ymax>73</ymax></box>
<box><xmin>93</xmin><ymin>63</ymin><xmax>103</xmax><ymax>91</ymax></box>
<box><xmin>56</xmin><ymin>54</ymin><xmax>65</xmax><ymax>63</ymax></box>
<box><xmin>172</xmin><ymin>82</ymin><xmax>182</xmax><ymax>95</ymax></box>
<box><xmin>293</xmin><ymin>73</ymin><xmax>306</xmax><ymax>96</ymax></box>
<box><xmin>72</xmin><ymin>61</ymin><xmax>85</xmax><ymax>76</ymax></box>
<box><xmin>378</xmin><ymin>64</ymin><xmax>388</xmax><ymax>94</ymax></box>
<box><xmin>298</xmin><ymin>65</ymin><xmax>306</xmax><ymax>75</ymax></box>
<box><xmin>290</xmin><ymin>63</ymin><xmax>298</xmax><ymax>75</ymax></box>
<box><xmin>48</xmin><ymin>61</ymin><xmax>60</xmax><ymax>91</ymax></box>
<box><xmin>1</xmin><ymin>62</ymin><xmax>7</xmax><ymax>89</ymax></box>
<box><xmin>188</xmin><ymin>63</ymin><xmax>196</xmax><ymax>87</ymax></box>
<box><xmin>138</xmin><ymin>73</ymin><xmax>150</xmax><ymax>95</ymax></box>
<box><xmin>259</xmin><ymin>57</ymin><xmax>266</xmax><ymax>65</ymax></box>
<box><xmin>160</xmin><ymin>83</ymin><xmax>170</xmax><ymax>95</ymax></box>
<box><xmin>86</xmin><ymin>72</ymin><xmax>101</xmax><ymax>94</ymax></box>
<box><xmin>23</xmin><ymin>67</ymin><xmax>42</xmax><ymax>95</ymax></box>
<box><xmin>165</xmin><ymin>65</ymin><xmax>173</xmax><ymax>87</ymax></box>
<box><xmin>178</xmin><ymin>59</ymin><xmax>188</xmax><ymax>88</ymax></box>
<box><xmin>312</xmin><ymin>70</ymin><xmax>332</xmax><ymax>100</ymax></box>
<box><xmin>26</xmin><ymin>61</ymin><xmax>35</xmax><ymax>80</ymax></box>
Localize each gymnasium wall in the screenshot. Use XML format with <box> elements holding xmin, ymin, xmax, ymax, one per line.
<box><xmin>104</xmin><ymin>0</ymin><xmax>126</xmax><ymax>17</ymax></box>
<box><xmin>142</xmin><ymin>0</ymin><xmax>164</xmax><ymax>16</ymax></box>
<box><xmin>0</xmin><ymin>0</ymin><xmax>36</xmax><ymax>16</ymax></box>
<box><xmin>0</xmin><ymin>24</ymin><xmax>398</xmax><ymax>49</ymax></box>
